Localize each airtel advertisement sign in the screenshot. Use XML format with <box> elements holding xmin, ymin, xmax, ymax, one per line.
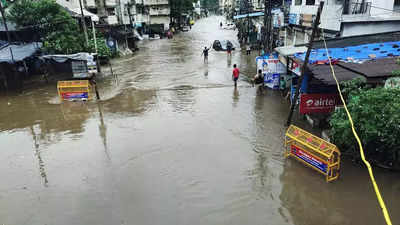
<box><xmin>300</xmin><ymin>93</ymin><xmax>341</xmax><ymax>114</ymax></box>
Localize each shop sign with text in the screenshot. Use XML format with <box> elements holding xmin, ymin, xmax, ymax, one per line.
<box><xmin>300</xmin><ymin>93</ymin><xmax>340</xmax><ymax>114</ymax></box>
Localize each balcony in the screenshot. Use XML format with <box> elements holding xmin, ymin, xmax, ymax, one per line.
<box><xmin>143</xmin><ymin>0</ymin><xmax>168</xmax><ymax>6</ymax></box>
<box><xmin>149</xmin><ymin>7</ymin><xmax>170</xmax><ymax>15</ymax></box>
<box><xmin>105</xmin><ymin>0</ymin><xmax>117</xmax><ymax>7</ymax></box>
<box><xmin>106</xmin><ymin>15</ymin><xmax>119</xmax><ymax>24</ymax></box>
<box><xmin>86</xmin><ymin>0</ymin><xmax>96</xmax><ymax>8</ymax></box>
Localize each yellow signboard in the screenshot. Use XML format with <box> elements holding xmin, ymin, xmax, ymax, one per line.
<box><xmin>57</xmin><ymin>80</ymin><xmax>93</xmax><ymax>101</ymax></box>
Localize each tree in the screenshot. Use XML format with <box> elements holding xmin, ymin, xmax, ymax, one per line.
<box><xmin>329</xmin><ymin>78</ymin><xmax>400</xmax><ymax>169</ymax></box>
<box><xmin>7</xmin><ymin>0</ymin><xmax>86</xmax><ymax>54</ymax></box>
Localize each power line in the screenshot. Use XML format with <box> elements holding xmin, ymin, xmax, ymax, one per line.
<box><xmin>321</xmin><ymin>28</ymin><xmax>393</xmax><ymax>225</ymax></box>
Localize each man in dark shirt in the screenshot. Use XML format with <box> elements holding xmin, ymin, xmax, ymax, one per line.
<box><xmin>201</xmin><ymin>46</ymin><xmax>211</xmax><ymax>63</ymax></box>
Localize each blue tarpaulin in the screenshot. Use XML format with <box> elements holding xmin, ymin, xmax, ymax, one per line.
<box><xmin>0</xmin><ymin>42</ymin><xmax>41</xmax><ymax>63</ymax></box>
<box><xmin>0</xmin><ymin>40</ymin><xmax>7</xmax><ymax>48</ymax></box>
<box><xmin>294</xmin><ymin>41</ymin><xmax>400</xmax><ymax>64</ymax></box>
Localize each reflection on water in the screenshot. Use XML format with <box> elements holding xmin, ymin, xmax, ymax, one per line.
<box><xmin>30</xmin><ymin>125</ymin><xmax>48</xmax><ymax>186</ymax></box>
<box><xmin>96</xmin><ymin>103</ymin><xmax>110</xmax><ymax>160</ymax></box>
<box><xmin>227</xmin><ymin>55</ymin><xmax>232</xmax><ymax>67</ymax></box>
<box><xmin>232</xmin><ymin>87</ymin><xmax>239</xmax><ymax>108</ymax></box>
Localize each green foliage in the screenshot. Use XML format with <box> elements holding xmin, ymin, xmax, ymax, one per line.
<box><xmin>87</xmin><ymin>35</ymin><xmax>112</xmax><ymax>58</ymax></box>
<box><xmin>329</xmin><ymin>82</ymin><xmax>400</xmax><ymax>168</ymax></box>
<box><xmin>391</xmin><ymin>58</ymin><xmax>400</xmax><ymax>76</ymax></box>
<box><xmin>7</xmin><ymin>0</ymin><xmax>85</xmax><ymax>54</ymax></box>
<box><xmin>339</xmin><ymin>77</ymin><xmax>367</xmax><ymax>101</ymax></box>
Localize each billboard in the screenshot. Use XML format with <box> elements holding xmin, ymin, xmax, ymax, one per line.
<box><xmin>300</xmin><ymin>93</ymin><xmax>341</xmax><ymax>114</ymax></box>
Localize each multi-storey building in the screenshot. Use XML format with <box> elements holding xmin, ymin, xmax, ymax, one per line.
<box><xmin>143</xmin><ymin>0</ymin><xmax>170</xmax><ymax>31</ymax></box>
<box><xmin>287</xmin><ymin>0</ymin><xmax>400</xmax><ymax>45</ymax></box>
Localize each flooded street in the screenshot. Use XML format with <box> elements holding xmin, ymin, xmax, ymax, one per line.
<box><xmin>1</xmin><ymin>16</ymin><xmax>399</xmax><ymax>225</ymax></box>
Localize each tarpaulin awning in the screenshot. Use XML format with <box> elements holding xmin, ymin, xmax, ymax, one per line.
<box><xmin>65</xmin><ymin>7</ymin><xmax>99</xmax><ymax>22</ymax></box>
<box><xmin>234</xmin><ymin>12</ymin><xmax>264</xmax><ymax>19</ymax></box>
<box><xmin>0</xmin><ymin>40</ymin><xmax>7</xmax><ymax>48</ymax></box>
<box><xmin>0</xmin><ymin>42</ymin><xmax>42</xmax><ymax>63</ymax></box>
<box><xmin>41</xmin><ymin>52</ymin><xmax>93</xmax><ymax>63</ymax></box>
<box><xmin>275</xmin><ymin>46</ymin><xmax>307</xmax><ymax>56</ymax></box>
<box><xmin>294</xmin><ymin>41</ymin><xmax>400</xmax><ymax>64</ymax></box>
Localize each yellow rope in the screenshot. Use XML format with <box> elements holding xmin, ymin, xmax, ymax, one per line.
<box><xmin>321</xmin><ymin>29</ymin><xmax>393</xmax><ymax>225</ymax></box>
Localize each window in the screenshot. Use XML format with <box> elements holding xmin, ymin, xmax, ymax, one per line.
<box><xmin>395</xmin><ymin>0</ymin><xmax>400</xmax><ymax>11</ymax></box>
<box><xmin>107</xmin><ymin>8</ymin><xmax>116</xmax><ymax>15</ymax></box>
<box><xmin>295</xmin><ymin>0</ymin><xmax>302</xmax><ymax>6</ymax></box>
<box><xmin>306</xmin><ymin>0</ymin><xmax>315</xmax><ymax>5</ymax></box>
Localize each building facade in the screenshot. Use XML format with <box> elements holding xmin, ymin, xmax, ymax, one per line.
<box><xmin>287</xmin><ymin>0</ymin><xmax>400</xmax><ymax>45</ymax></box>
<box><xmin>143</xmin><ymin>0</ymin><xmax>170</xmax><ymax>31</ymax></box>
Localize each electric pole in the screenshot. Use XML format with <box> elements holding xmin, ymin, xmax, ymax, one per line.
<box><xmin>263</xmin><ymin>0</ymin><xmax>268</xmax><ymax>52</ymax></box>
<box><xmin>127</xmin><ymin>1</ymin><xmax>134</xmax><ymax>28</ymax></box>
<box><xmin>78</xmin><ymin>0</ymin><xmax>89</xmax><ymax>46</ymax></box>
<box><xmin>268</xmin><ymin>0</ymin><xmax>272</xmax><ymax>51</ymax></box>
<box><xmin>286</xmin><ymin>1</ymin><xmax>324</xmax><ymax>126</ymax></box>
<box><xmin>263</xmin><ymin>0</ymin><xmax>272</xmax><ymax>53</ymax></box>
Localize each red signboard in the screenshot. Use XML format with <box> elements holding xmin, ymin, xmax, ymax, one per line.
<box><xmin>300</xmin><ymin>93</ymin><xmax>340</xmax><ymax>114</ymax></box>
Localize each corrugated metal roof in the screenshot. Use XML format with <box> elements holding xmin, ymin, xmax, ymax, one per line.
<box><xmin>0</xmin><ymin>42</ymin><xmax>42</xmax><ymax>63</ymax></box>
<box><xmin>309</xmin><ymin>64</ymin><xmax>364</xmax><ymax>85</ymax></box>
<box><xmin>338</xmin><ymin>58</ymin><xmax>399</xmax><ymax>78</ymax></box>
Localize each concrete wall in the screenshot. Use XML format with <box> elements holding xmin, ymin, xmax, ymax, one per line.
<box><xmin>320</xmin><ymin>3</ymin><xmax>342</xmax><ymax>31</ymax></box>
<box><xmin>150</xmin><ymin>16</ymin><xmax>170</xmax><ymax>30</ymax></box>
<box><xmin>56</xmin><ymin>0</ymin><xmax>80</xmax><ymax>9</ymax></box>
<box><xmin>370</xmin><ymin>0</ymin><xmax>395</xmax><ymax>16</ymax></box>
<box><xmin>341</xmin><ymin>20</ymin><xmax>400</xmax><ymax>36</ymax></box>
<box><xmin>290</xmin><ymin>0</ymin><xmax>342</xmax><ymax>31</ymax></box>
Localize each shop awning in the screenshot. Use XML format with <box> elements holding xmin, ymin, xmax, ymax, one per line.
<box><xmin>275</xmin><ymin>46</ymin><xmax>307</xmax><ymax>56</ymax></box>
<box><xmin>233</xmin><ymin>12</ymin><xmax>264</xmax><ymax>19</ymax></box>
<box><xmin>65</xmin><ymin>7</ymin><xmax>99</xmax><ymax>22</ymax></box>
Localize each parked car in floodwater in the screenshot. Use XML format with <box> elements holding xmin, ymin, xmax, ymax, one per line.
<box><xmin>212</xmin><ymin>40</ymin><xmax>235</xmax><ymax>51</ymax></box>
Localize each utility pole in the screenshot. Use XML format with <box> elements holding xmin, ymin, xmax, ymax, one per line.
<box><xmin>263</xmin><ymin>0</ymin><xmax>272</xmax><ymax>53</ymax></box>
<box><xmin>267</xmin><ymin>0</ymin><xmax>272</xmax><ymax>52</ymax></box>
<box><xmin>286</xmin><ymin>1</ymin><xmax>324</xmax><ymax>126</ymax></box>
<box><xmin>263</xmin><ymin>0</ymin><xmax>267</xmax><ymax>52</ymax></box>
<box><xmin>127</xmin><ymin>1</ymin><xmax>134</xmax><ymax>28</ymax></box>
<box><xmin>78</xmin><ymin>0</ymin><xmax>89</xmax><ymax>46</ymax></box>
<box><xmin>0</xmin><ymin>1</ymin><xmax>14</xmax><ymax>61</ymax></box>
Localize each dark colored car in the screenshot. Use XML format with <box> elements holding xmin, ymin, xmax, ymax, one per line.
<box><xmin>212</xmin><ymin>40</ymin><xmax>235</xmax><ymax>51</ymax></box>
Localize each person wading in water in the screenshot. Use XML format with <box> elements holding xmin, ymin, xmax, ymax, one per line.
<box><xmin>201</xmin><ymin>46</ymin><xmax>211</xmax><ymax>63</ymax></box>
<box><xmin>232</xmin><ymin>64</ymin><xmax>240</xmax><ymax>87</ymax></box>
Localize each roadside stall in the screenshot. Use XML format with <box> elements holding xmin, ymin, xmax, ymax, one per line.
<box><xmin>41</xmin><ymin>53</ymin><xmax>100</xmax><ymax>101</ymax></box>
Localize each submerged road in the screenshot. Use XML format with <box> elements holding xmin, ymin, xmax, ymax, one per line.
<box><xmin>0</xmin><ymin>16</ymin><xmax>399</xmax><ymax>225</ymax></box>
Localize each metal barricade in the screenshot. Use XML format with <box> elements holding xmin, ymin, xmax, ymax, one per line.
<box><xmin>285</xmin><ymin>125</ymin><xmax>341</xmax><ymax>182</ymax></box>
<box><xmin>57</xmin><ymin>80</ymin><xmax>92</xmax><ymax>101</ymax></box>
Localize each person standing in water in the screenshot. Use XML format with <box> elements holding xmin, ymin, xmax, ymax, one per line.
<box><xmin>232</xmin><ymin>64</ymin><xmax>240</xmax><ymax>87</ymax></box>
<box><xmin>201</xmin><ymin>46</ymin><xmax>211</xmax><ymax>63</ymax></box>
<box><xmin>253</xmin><ymin>69</ymin><xmax>264</xmax><ymax>94</ymax></box>
<box><xmin>227</xmin><ymin>43</ymin><xmax>232</xmax><ymax>57</ymax></box>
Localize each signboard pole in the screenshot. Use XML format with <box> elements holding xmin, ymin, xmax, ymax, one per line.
<box><xmin>286</xmin><ymin>1</ymin><xmax>324</xmax><ymax>126</ymax></box>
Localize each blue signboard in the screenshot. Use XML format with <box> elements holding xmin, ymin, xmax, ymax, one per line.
<box><xmin>291</xmin><ymin>145</ymin><xmax>327</xmax><ymax>173</ymax></box>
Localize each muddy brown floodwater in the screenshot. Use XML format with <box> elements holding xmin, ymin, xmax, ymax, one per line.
<box><xmin>0</xmin><ymin>16</ymin><xmax>399</xmax><ymax>225</ymax></box>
